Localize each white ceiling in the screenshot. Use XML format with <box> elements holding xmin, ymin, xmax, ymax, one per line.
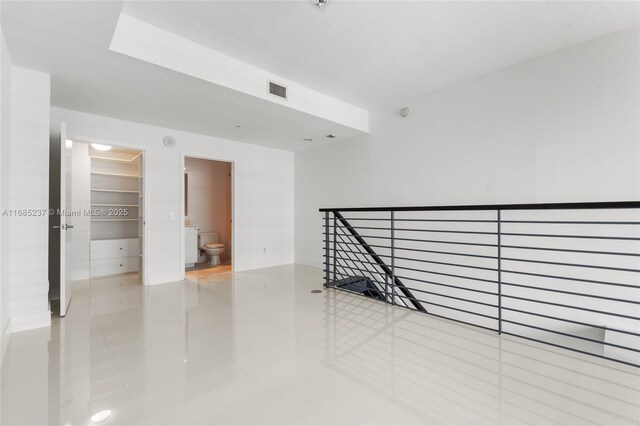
<box><xmin>122</xmin><ymin>1</ymin><xmax>640</xmax><ymax>109</ymax></box>
<box><xmin>2</xmin><ymin>1</ymin><xmax>639</xmax><ymax>151</ymax></box>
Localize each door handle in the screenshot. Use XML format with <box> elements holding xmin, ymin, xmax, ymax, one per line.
<box><xmin>53</xmin><ymin>225</ymin><xmax>60</xmax><ymax>229</ymax></box>
<box><xmin>63</xmin><ymin>224</ymin><xmax>74</xmax><ymax>230</ymax></box>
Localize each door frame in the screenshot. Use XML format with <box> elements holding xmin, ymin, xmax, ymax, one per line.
<box><xmin>65</xmin><ymin>134</ymin><xmax>150</xmax><ymax>286</ymax></box>
<box><xmin>180</xmin><ymin>152</ymin><xmax>235</xmax><ymax>275</ymax></box>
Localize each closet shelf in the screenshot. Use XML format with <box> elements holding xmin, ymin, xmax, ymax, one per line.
<box><xmin>91</xmin><ymin>171</ymin><xmax>138</xmax><ymax>178</ymax></box>
<box><xmin>90</xmin><ymin>156</ymin><xmax>138</xmax><ymax>163</ymax></box>
<box><xmin>91</xmin><ymin>188</ymin><xmax>139</xmax><ymax>193</ymax></box>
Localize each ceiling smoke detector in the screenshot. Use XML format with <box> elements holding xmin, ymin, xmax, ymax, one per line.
<box><xmin>312</xmin><ymin>0</ymin><xmax>329</xmax><ymax>9</ymax></box>
<box><xmin>163</xmin><ymin>136</ymin><xmax>176</xmax><ymax>148</ymax></box>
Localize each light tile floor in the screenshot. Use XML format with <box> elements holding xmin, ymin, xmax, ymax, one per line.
<box><xmin>1</xmin><ymin>264</ymin><xmax>639</xmax><ymax>425</ymax></box>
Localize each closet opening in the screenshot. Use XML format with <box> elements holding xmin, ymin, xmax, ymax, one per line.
<box><xmin>48</xmin><ymin>138</ymin><xmax>147</xmax><ymax>316</ymax></box>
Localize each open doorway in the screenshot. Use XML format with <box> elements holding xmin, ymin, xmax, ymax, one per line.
<box><xmin>48</xmin><ymin>135</ymin><xmax>147</xmax><ymax>316</ymax></box>
<box><xmin>183</xmin><ymin>156</ymin><xmax>233</xmax><ymax>277</ymax></box>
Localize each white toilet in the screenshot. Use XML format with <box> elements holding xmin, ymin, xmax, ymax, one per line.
<box><xmin>199</xmin><ymin>231</ymin><xmax>225</xmax><ymax>266</ymax></box>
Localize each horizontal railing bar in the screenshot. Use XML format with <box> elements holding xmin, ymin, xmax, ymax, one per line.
<box><xmin>502</xmin><ymin>220</ymin><xmax>640</xmax><ymax>225</ymax></box>
<box><xmin>502</xmin><ymin>281</ymin><xmax>640</xmax><ymax>305</ymax></box>
<box><xmin>501</xmin><ymin>256</ymin><xmax>640</xmax><ymax>273</ymax></box>
<box><xmin>502</xmin><ymin>269</ymin><xmax>640</xmax><ymax>289</ymax></box>
<box><xmin>341</xmin><ymin>217</ymin><xmax>499</xmax><ymax>223</ymax></box>
<box><xmin>502</xmin><ymin>319</ymin><xmax>640</xmax><ymax>353</ymax></box>
<box><xmin>394</xmin><ymin>294</ymin><xmax>498</xmax><ymax>321</ymax></box>
<box><xmin>402</xmin><ymin>286</ymin><xmax>499</xmax><ymax>308</ymax></box>
<box><xmin>395</xmin><ymin>246</ymin><xmax>499</xmax><ymax>260</ymax></box>
<box><xmin>328</xmin><ymin>218</ymin><xmax>640</xmax><ymax>225</ymax></box>
<box><xmin>501</xmin><ymin>244</ymin><xmax>640</xmax><ymax>258</ymax></box>
<box><xmin>501</xmin><ymin>232</ymin><xmax>640</xmax><ymax>241</ymax></box>
<box><xmin>327</xmin><ymin>235</ymin><xmax>640</xmax><ymax>258</ymax></box>
<box><xmin>501</xmin><ymin>306</ymin><xmax>640</xmax><ymax>337</ymax></box>
<box><xmin>325</xmin><ymin>240</ymin><xmax>391</xmax><ymax>251</ymax></box>
<box><xmin>324</xmin><ymin>236</ymin><xmax>499</xmax><ymax>248</ymax></box>
<box><xmin>501</xmin><ymin>294</ymin><xmax>640</xmax><ymax>321</ymax></box>
<box><xmin>502</xmin><ymin>332</ymin><xmax>640</xmax><ymax>369</ymax></box>
<box><xmin>319</xmin><ymin>200</ymin><xmax>640</xmax><ymax>213</ymax></box>
<box><xmin>393</xmin><ymin>255</ymin><xmax>499</xmax><ymax>272</ymax></box>
<box><xmin>333</xmin><ymin>224</ymin><xmax>499</xmax><ymax>236</ymax></box>
<box><xmin>395</xmin><ymin>274</ymin><xmax>498</xmax><ymax>295</ymax></box>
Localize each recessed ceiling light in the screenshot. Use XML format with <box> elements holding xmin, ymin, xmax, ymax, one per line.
<box><xmin>325</xmin><ymin>134</ymin><xmax>339</xmax><ymax>139</ymax></box>
<box><xmin>304</xmin><ymin>138</ymin><xmax>313</xmax><ymax>142</ymax></box>
<box><xmin>90</xmin><ymin>410</ymin><xmax>111</xmax><ymax>423</ymax></box>
<box><xmin>91</xmin><ymin>143</ymin><xmax>112</xmax><ymax>151</ymax></box>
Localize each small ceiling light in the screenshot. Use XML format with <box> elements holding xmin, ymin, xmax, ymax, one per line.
<box><xmin>91</xmin><ymin>143</ymin><xmax>112</xmax><ymax>151</ymax></box>
<box><xmin>90</xmin><ymin>410</ymin><xmax>111</xmax><ymax>423</ymax></box>
<box><xmin>400</xmin><ymin>107</ymin><xmax>410</xmax><ymax>118</ymax></box>
<box><xmin>304</xmin><ymin>138</ymin><xmax>313</xmax><ymax>142</ymax></box>
<box><xmin>313</xmin><ymin>0</ymin><xmax>329</xmax><ymax>8</ymax></box>
<box><xmin>325</xmin><ymin>134</ymin><xmax>339</xmax><ymax>139</ymax></box>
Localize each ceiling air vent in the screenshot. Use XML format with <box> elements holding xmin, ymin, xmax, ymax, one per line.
<box><xmin>268</xmin><ymin>81</ymin><xmax>287</xmax><ymax>99</ymax></box>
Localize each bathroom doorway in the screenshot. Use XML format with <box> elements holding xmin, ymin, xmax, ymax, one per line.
<box><xmin>182</xmin><ymin>156</ymin><xmax>233</xmax><ymax>277</ymax></box>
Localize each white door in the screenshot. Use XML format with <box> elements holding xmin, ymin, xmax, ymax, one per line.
<box><xmin>138</xmin><ymin>152</ymin><xmax>145</xmax><ymax>284</ymax></box>
<box><xmin>58</xmin><ymin>122</ymin><xmax>72</xmax><ymax>316</ymax></box>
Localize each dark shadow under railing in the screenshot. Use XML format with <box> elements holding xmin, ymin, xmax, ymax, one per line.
<box><xmin>320</xmin><ymin>201</ymin><xmax>640</xmax><ymax>368</ymax></box>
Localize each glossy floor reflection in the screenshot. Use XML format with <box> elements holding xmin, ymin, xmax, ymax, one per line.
<box><xmin>1</xmin><ymin>264</ymin><xmax>639</xmax><ymax>425</ymax></box>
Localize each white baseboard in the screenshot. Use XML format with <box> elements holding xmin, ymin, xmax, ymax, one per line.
<box><xmin>294</xmin><ymin>257</ymin><xmax>322</xmax><ymax>269</ymax></box>
<box><xmin>11</xmin><ymin>310</ymin><xmax>51</xmax><ymax>333</ymax></box>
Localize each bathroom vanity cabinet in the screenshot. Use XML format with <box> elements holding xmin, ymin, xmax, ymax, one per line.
<box><xmin>185</xmin><ymin>225</ymin><xmax>199</xmax><ymax>267</ymax></box>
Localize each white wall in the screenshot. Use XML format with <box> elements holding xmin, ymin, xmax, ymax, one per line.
<box><xmin>51</xmin><ymin>107</ymin><xmax>294</xmax><ymax>284</ymax></box>
<box><xmin>0</xmin><ymin>28</ymin><xmax>13</xmax><ymax>361</ymax></box>
<box><xmin>7</xmin><ymin>67</ymin><xmax>51</xmax><ymax>332</ymax></box>
<box><xmin>295</xmin><ymin>26</ymin><xmax>640</xmax><ymax>267</ymax></box>
<box><xmin>185</xmin><ymin>157</ymin><xmax>232</xmax><ymax>263</ymax></box>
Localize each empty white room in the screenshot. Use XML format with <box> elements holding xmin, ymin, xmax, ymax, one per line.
<box><xmin>0</xmin><ymin>1</ymin><xmax>639</xmax><ymax>425</ymax></box>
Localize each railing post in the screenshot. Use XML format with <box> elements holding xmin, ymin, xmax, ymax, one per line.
<box><xmin>333</xmin><ymin>214</ymin><xmax>337</xmax><ymax>285</ymax></box>
<box><xmin>391</xmin><ymin>210</ymin><xmax>396</xmax><ymax>306</ymax></box>
<box><xmin>324</xmin><ymin>211</ymin><xmax>330</xmax><ymax>287</ymax></box>
<box><xmin>497</xmin><ymin>209</ymin><xmax>502</xmax><ymax>334</ymax></box>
